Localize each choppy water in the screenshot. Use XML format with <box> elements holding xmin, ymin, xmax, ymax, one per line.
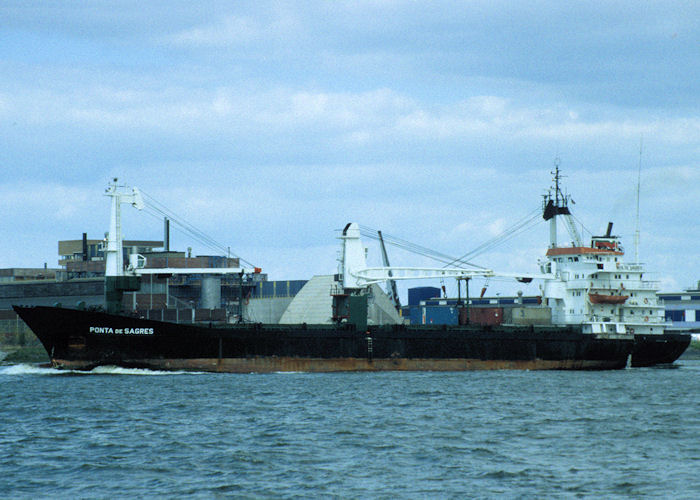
<box><xmin>2</xmin><ymin>362</ymin><xmax>700</xmax><ymax>499</ymax></box>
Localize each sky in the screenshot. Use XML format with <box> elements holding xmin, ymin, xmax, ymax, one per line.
<box><xmin>1</xmin><ymin>0</ymin><xmax>698</xmax><ymax>301</ymax></box>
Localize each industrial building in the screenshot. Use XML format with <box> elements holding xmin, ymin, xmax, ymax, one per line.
<box><xmin>0</xmin><ymin>233</ymin><xmax>258</xmax><ymax>346</ymax></box>
<box><xmin>658</xmin><ymin>283</ymin><xmax>700</xmax><ymax>332</ymax></box>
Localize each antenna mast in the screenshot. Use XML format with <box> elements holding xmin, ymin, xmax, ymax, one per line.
<box><xmin>634</xmin><ymin>137</ymin><xmax>642</xmax><ymax>263</ymax></box>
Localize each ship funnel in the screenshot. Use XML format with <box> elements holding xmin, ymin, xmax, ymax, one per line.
<box><xmin>605</xmin><ymin>222</ymin><xmax>614</xmax><ymax>237</ymax></box>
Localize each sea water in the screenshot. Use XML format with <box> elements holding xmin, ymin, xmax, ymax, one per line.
<box><xmin>2</xmin><ymin>362</ymin><xmax>700</xmax><ymax>499</ymax></box>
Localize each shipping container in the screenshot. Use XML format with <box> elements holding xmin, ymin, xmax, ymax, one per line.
<box><xmin>460</xmin><ymin>307</ymin><xmax>503</xmax><ymax>326</ymax></box>
<box><xmin>408</xmin><ymin>306</ymin><xmax>422</xmax><ymax>325</ymax></box>
<box><xmin>423</xmin><ymin>306</ymin><xmax>458</xmax><ymax>325</ymax></box>
<box><xmin>503</xmin><ymin>306</ymin><xmax>552</xmax><ymax>325</ymax></box>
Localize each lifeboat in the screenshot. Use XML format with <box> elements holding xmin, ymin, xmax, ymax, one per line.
<box><xmin>594</xmin><ymin>240</ymin><xmax>617</xmax><ymax>250</ymax></box>
<box><xmin>588</xmin><ymin>292</ymin><xmax>629</xmax><ymax>304</ymax></box>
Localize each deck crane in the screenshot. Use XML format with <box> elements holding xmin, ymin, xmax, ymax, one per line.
<box><xmin>377</xmin><ymin>230</ymin><xmax>401</xmax><ymax>311</ymax></box>
<box><xmin>335</xmin><ymin>223</ymin><xmax>551</xmax><ymax>326</ymax></box>
<box><xmin>103</xmin><ymin>179</ymin><xmax>261</xmax><ymax>316</ymax></box>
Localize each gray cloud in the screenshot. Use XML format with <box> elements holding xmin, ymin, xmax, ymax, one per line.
<box><xmin>0</xmin><ymin>1</ymin><xmax>698</xmax><ymax>293</ymax></box>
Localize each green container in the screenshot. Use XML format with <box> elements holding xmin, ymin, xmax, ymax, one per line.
<box><xmin>348</xmin><ymin>294</ymin><xmax>368</xmax><ymax>332</ymax></box>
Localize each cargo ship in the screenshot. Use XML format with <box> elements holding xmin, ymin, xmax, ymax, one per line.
<box><xmin>12</xmin><ymin>303</ymin><xmax>632</xmax><ymax>371</ymax></box>
<box><xmin>12</xmin><ymin>173</ymin><xmax>687</xmax><ymax>372</ymax></box>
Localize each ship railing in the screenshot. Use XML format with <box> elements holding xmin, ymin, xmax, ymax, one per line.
<box><xmin>587</xmin><ymin>282</ymin><xmax>626</xmax><ymax>291</ymax></box>
<box><xmin>625</xmin><ymin>299</ymin><xmax>664</xmax><ymax>308</ymax></box>
<box><xmin>587</xmin><ymin>280</ymin><xmax>659</xmax><ymax>290</ymax></box>
<box><xmin>633</xmin><ymin>282</ymin><xmax>660</xmax><ymax>290</ymax></box>
<box><xmin>616</xmin><ymin>263</ymin><xmax>644</xmax><ymax>271</ymax></box>
<box><xmin>330</xmin><ymin>285</ymin><xmax>348</xmax><ymax>296</ymax></box>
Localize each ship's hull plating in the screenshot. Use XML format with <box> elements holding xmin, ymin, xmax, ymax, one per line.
<box><xmin>631</xmin><ymin>333</ymin><xmax>691</xmax><ymax>367</ymax></box>
<box><xmin>14</xmin><ymin>305</ymin><xmax>633</xmax><ymax>372</ymax></box>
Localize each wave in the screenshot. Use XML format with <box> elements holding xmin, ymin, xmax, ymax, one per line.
<box><xmin>89</xmin><ymin>365</ymin><xmax>198</xmax><ymax>376</ymax></box>
<box><xmin>0</xmin><ymin>363</ymin><xmax>200</xmax><ymax>376</ymax></box>
<box><xmin>0</xmin><ymin>364</ymin><xmax>61</xmax><ymax>375</ymax></box>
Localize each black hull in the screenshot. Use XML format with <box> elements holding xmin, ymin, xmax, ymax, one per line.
<box><xmin>13</xmin><ymin>305</ymin><xmax>633</xmax><ymax>372</ymax></box>
<box><xmin>631</xmin><ymin>333</ymin><xmax>691</xmax><ymax>367</ymax></box>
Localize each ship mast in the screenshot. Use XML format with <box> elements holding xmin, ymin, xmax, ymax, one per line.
<box><xmin>551</xmin><ymin>162</ymin><xmax>561</xmax><ymax>247</ymax></box>
<box><xmin>634</xmin><ymin>137</ymin><xmax>642</xmax><ymax>263</ymax></box>
<box><xmin>542</xmin><ymin>161</ymin><xmax>583</xmax><ymax>248</ymax></box>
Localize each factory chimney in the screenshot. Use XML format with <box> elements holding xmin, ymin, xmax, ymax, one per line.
<box><xmin>164</xmin><ymin>218</ymin><xmax>170</xmax><ymax>252</ymax></box>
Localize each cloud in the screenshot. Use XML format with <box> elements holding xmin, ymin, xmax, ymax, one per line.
<box><xmin>0</xmin><ymin>182</ymin><xmax>97</xmax><ymax>221</ymax></box>
<box><xmin>164</xmin><ymin>11</ymin><xmax>303</xmax><ymax>48</ymax></box>
<box><xmin>1</xmin><ymin>1</ymin><xmax>698</xmax><ymax>292</ymax></box>
<box><xmin>166</xmin><ymin>15</ymin><xmax>263</xmax><ymax>46</ymax></box>
<box><xmin>8</xmin><ymin>81</ymin><xmax>698</xmax><ymax>150</ymax></box>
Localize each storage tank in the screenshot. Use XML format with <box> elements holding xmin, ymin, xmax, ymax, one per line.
<box><xmin>201</xmin><ymin>276</ymin><xmax>221</xmax><ymax>309</ymax></box>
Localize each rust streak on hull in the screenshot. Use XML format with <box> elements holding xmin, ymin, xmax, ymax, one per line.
<box><xmin>52</xmin><ymin>356</ymin><xmax>627</xmax><ymax>373</ymax></box>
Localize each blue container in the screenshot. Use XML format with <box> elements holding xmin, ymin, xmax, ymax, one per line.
<box><xmin>423</xmin><ymin>305</ymin><xmax>458</xmax><ymax>325</ymax></box>
<box><xmin>408</xmin><ymin>306</ymin><xmax>422</xmax><ymax>325</ymax></box>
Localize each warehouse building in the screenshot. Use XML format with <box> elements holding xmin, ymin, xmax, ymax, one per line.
<box><xmin>658</xmin><ymin>282</ymin><xmax>700</xmax><ymax>333</ymax></box>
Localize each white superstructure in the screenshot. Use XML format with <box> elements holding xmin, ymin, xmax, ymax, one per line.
<box><xmin>337</xmin><ymin>168</ymin><xmax>668</xmax><ymax>337</ymax></box>
<box><xmin>539</xmin><ymin>167</ymin><xmax>665</xmax><ymax>336</ymax></box>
